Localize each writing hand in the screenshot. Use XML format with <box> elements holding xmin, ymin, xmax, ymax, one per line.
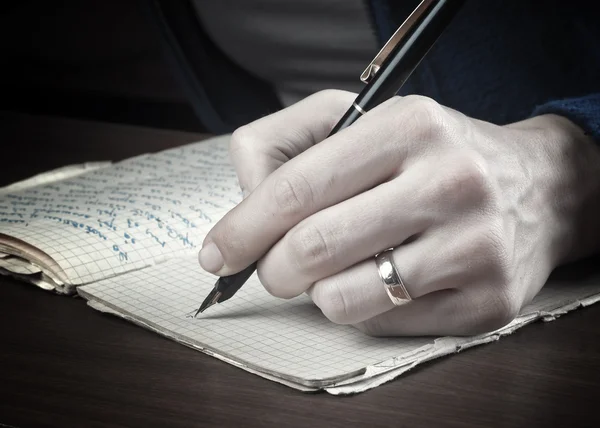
<box><xmin>199</xmin><ymin>90</ymin><xmax>600</xmax><ymax>336</ymax></box>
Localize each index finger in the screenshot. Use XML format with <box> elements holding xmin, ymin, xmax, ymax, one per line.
<box><xmin>199</xmin><ymin>96</ymin><xmax>411</xmax><ymax>276</ymax></box>
<box><xmin>230</xmin><ymin>89</ymin><xmax>356</xmax><ymax>195</ymax></box>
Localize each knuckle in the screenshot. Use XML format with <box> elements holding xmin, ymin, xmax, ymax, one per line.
<box><xmin>287</xmin><ymin>223</ymin><xmax>335</xmax><ymax>273</ymax></box>
<box><xmin>454</xmin><ymin>287</ymin><xmax>519</xmax><ymax>336</ymax></box>
<box><xmin>476</xmin><ymin>290</ymin><xmax>519</xmax><ymax>334</ymax></box>
<box><xmin>313</xmin><ymin>281</ymin><xmax>351</xmax><ymax>325</ymax></box>
<box><xmin>448</xmin><ymin>226</ymin><xmax>515</xmax><ymax>336</ymax></box>
<box><xmin>433</xmin><ymin>153</ymin><xmax>494</xmax><ymax>208</ymax></box>
<box><xmin>480</xmin><ymin>228</ymin><xmax>510</xmax><ymax>275</ymax></box>
<box><xmin>405</xmin><ymin>95</ymin><xmax>448</xmax><ymax>139</ymax></box>
<box><xmin>272</xmin><ymin>173</ymin><xmax>314</xmax><ymax>217</ymax></box>
<box><xmin>489</xmin><ymin>290</ymin><xmax>520</xmax><ymax>328</ymax></box>
<box><xmin>229</xmin><ymin>124</ymin><xmax>257</xmax><ymax>157</ymax></box>
<box><xmin>459</xmin><ymin>225</ymin><xmax>511</xmax><ymax>283</ymax></box>
<box><xmin>406</xmin><ymin>94</ymin><xmax>442</xmax><ymax>113</ymax></box>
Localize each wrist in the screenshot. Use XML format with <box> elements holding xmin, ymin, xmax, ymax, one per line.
<box><xmin>519</xmin><ymin>114</ymin><xmax>600</xmax><ymax>266</ymax></box>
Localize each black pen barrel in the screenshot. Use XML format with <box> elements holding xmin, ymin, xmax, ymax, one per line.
<box><xmin>202</xmin><ymin>0</ymin><xmax>466</xmax><ymax>313</ymax></box>
<box><xmin>357</xmin><ymin>0</ymin><xmax>465</xmax><ymax>111</ymax></box>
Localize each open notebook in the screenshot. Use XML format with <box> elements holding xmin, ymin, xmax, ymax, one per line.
<box><xmin>2</xmin><ymin>134</ymin><xmax>600</xmax><ymax>394</ymax></box>
<box><xmin>0</xmin><ymin>136</ymin><xmax>238</xmax><ymax>293</ymax></box>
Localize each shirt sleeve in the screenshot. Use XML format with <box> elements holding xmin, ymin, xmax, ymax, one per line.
<box><xmin>532</xmin><ymin>93</ymin><xmax>600</xmax><ymax>143</ymax></box>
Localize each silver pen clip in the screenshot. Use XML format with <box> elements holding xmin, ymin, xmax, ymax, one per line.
<box><xmin>360</xmin><ymin>0</ymin><xmax>436</xmax><ymax>84</ymax></box>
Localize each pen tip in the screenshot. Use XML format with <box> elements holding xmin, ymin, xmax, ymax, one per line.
<box><xmin>194</xmin><ymin>289</ymin><xmax>223</xmax><ymax>317</ymax></box>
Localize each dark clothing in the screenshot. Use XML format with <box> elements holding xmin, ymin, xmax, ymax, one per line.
<box><xmin>167</xmin><ymin>0</ymin><xmax>600</xmax><ymax>140</ymax></box>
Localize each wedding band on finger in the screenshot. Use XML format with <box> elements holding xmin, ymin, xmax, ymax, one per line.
<box><xmin>374</xmin><ymin>248</ymin><xmax>412</xmax><ymax>306</ymax></box>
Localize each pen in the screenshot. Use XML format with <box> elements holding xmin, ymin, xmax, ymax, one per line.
<box><xmin>196</xmin><ymin>0</ymin><xmax>466</xmax><ymax>316</ymax></box>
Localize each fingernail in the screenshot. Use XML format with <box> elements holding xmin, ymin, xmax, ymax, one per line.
<box><xmin>199</xmin><ymin>242</ymin><xmax>224</xmax><ymax>273</ymax></box>
<box><xmin>242</xmin><ymin>188</ymin><xmax>250</xmax><ymax>199</ymax></box>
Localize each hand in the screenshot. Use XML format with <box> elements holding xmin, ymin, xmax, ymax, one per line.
<box><xmin>198</xmin><ymin>90</ymin><xmax>600</xmax><ymax>336</ymax></box>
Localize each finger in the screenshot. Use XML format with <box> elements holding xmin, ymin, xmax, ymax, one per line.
<box><xmin>353</xmin><ymin>283</ymin><xmax>517</xmax><ymax>337</ymax></box>
<box><xmin>258</xmin><ymin>150</ymin><xmax>496</xmax><ymax>299</ymax></box>
<box><xmin>229</xmin><ymin>89</ymin><xmax>357</xmax><ymax>194</ymax></box>
<box><xmin>202</xmin><ymin>96</ymin><xmax>424</xmax><ymax>276</ymax></box>
<box><xmin>257</xmin><ymin>164</ymin><xmax>434</xmax><ymax>299</ymax></box>
<box><xmin>355</xmin><ymin>290</ymin><xmax>473</xmax><ymax>336</ymax></box>
<box><xmin>306</xmin><ymin>223</ymin><xmax>502</xmax><ymax>325</ymax></box>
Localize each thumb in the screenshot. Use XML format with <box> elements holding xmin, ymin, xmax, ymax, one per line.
<box><xmin>228</xmin><ymin>89</ymin><xmax>356</xmax><ymax>195</ymax></box>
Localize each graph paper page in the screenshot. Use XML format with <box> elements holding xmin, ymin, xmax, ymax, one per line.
<box><xmin>0</xmin><ymin>135</ymin><xmax>239</xmax><ymax>285</ymax></box>
<box><xmin>78</xmin><ymin>255</ymin><xmax>600</xmax><ymax>389</ymax></box>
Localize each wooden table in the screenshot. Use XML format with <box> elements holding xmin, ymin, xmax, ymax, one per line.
<box><xmin>2</xmin><ymin>112</ymin><xmax>600</xmax><ymax>428</ymax></box>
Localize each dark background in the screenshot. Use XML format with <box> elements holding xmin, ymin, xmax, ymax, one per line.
<box><xmin>3</xmin><ymin>3</ymin><xmax>600</xmax><ymax>427</ymax></box>
<box><xmin>0</xmin><ymin>0</ymin><xmax>203</xmax><ymax>132</ymax></box>
<box><xmin>4</xmin><ymin>3</ymin><xmax>600</xmax><ymax>427</ymax></box>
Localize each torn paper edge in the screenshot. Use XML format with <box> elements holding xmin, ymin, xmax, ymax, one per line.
<box><xmin>81</xmin><ymin>286</ymin><xmax>600</xmax><ymax>396</ymax></box>
<box><xmin>0</xmin><ymin>234</ymin><xmax>70</xmax><ymax>285</ymax></box>
<box><xmin>0</xmin><ymin>268</ymin><xmax>58</xmax><ymax>292</ymax></box>
<box><xmin>80</xmin><ymin>286</ymin><xmax>366</xmax><ymax>389</ymax></box>
<box><xmin>324</xmin><ymin>295</ymin><xmax>600</xmax><ymax>395</ymax></box>
<box><xmin>0</xmin><ymin>255</ymin><xmax>43</xmax><ymax>275</ymax></box>
<box><xmin>0</xmin><ymin>254</ymin><xmax>71</xmax><ymax>292</ymax></box>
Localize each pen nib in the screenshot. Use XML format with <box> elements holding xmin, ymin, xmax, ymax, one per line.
<box><xmin>194</xmin><ymin>289</ymin><xmax>222</xmax><ymax>317</ymax></box>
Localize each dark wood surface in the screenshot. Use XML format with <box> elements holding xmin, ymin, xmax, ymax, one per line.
<box><xmin>2</xmin><ymin>112</ymin><xmax>600</xmax><ymax>428</ymax></box>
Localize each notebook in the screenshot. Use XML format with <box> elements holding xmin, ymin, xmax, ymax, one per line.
<box><xmin>0</xmin><ymin>136</ymin><xmax>238</xmax><ymax>293</ymax></box>
<box><xmin>2</xmin><ymin>134</ymin><xmax>600</xmax><ymax>394</ymax></box>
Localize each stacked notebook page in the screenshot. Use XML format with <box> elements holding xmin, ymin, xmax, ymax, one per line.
<box><xmin>0</xmin><ymin>136</ymin><xmax>238</xmax><ymax>293</ymax></box>
<box><xmin>0</xmin><ymin>162</ymin><xmax>112</xmax><ymax>291</ymax></box>
<box><xmin>2</xmin><ymin>134</ymin><xmax>600</xmax><ymax>395</ymax></box>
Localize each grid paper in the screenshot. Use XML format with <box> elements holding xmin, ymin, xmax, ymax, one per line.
<box><xmin>0</xmin><ymin>135</ymin><xmax>239</xmax><ymax>287</ymax></box>
<box><xmin>79</xmin><ymin>255</ymin><xmax>600</xmax><ymax>388</ymax></box>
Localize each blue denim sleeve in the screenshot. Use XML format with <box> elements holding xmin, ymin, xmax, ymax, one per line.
<box><xmin>532</xmin><ymin>93</ymin><xmax>600</xmax><ymax>142</ymax></box>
